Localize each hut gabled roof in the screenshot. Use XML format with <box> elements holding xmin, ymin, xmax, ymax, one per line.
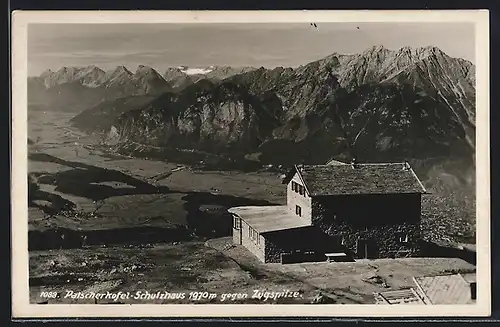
<box><xmin>282</xmin><ymin>162</ymin><xmax>427</xmax><ymax>196</ymax></box>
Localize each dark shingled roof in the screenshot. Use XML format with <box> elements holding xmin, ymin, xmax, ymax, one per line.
<box><xmin>283</xmin><ymin>163</ymin><xmax>427</xmax><ymax>196</ymax></box>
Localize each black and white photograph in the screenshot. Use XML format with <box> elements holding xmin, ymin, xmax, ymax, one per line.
<box><xmin>11</xmin><ymin>10</ymin><xmax>490</xmax><ymax>317</ymax></box>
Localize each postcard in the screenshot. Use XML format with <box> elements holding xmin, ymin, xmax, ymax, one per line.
<box><xmin>11</xmin><ymin>10</ymin><xmax>490</xmax><ymax>318</ymax></box>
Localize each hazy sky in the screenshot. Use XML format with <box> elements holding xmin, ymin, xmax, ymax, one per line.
<box><xmin>28</xmin><ymin>23</ymin><xmax>475</xmax><ymax>76</ymax></box>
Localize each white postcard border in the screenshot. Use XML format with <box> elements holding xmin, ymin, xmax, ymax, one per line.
<box><xmin>11</xmin><ymin>10</ymin><xmax>491</xmax><ymax>318</ymax></box>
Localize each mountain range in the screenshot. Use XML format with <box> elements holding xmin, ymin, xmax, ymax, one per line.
<box><xmin>28</xmin><ymin>64</ymin><xmax>255</xmax><ymax>112</ymax></box>
<box><xmin>30</xmin><ymin>45</ymin><xmax>476</xmax><ymax>183</ymax></box>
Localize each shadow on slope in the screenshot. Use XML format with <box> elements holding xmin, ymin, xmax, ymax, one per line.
<box><xmin>29</xmin><ymin>152</ymin><xmax>170</xmax><ymax>202</ymax></box>
<box><xmin>28</xmin><ymin>152</ymin><xmax>277</xmax><ymax>249</ymax></box>
<box><xmin>182</xmin><ymin>192</ymin><xmax>275</xmax><ymax>238</ymax></box>
<box><xmin>418</xmin><ymin>240</ymin><xmax>476</xmax><ymax>266</ymax></box>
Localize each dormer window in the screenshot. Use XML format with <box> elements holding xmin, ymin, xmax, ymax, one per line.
<box><xmin>291</xmin><ymin>181</ymin><xmax>306</xmax><ymax>196</ymax></box>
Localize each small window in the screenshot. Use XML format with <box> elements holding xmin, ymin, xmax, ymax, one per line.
<box><xmin>233</xmin><ymin>216</ymin><xmax>241</xmax><ymax>230</ymax></box>
<box><xmin>399</xmin><ymin>234</ymin><xmax>409</xmax><ymax>243</ymax></box>
<box><xmin>296</xmin><ymin>205</ymin><xmax>302</xmax><ymax>217</ymax></box>
<box><xmin>298</xmin><ymin>185</ymin><xmax>304</xmax><ymax>195</ymax></box>
<box><xmin>248</xmin><ymin>227</ymin><xmax>259</xmax><ymax>244</ymax></box>
<box><xmin>291</xmin><ymin>181</ymin><xmax>296</xmax><ymax>192</ymax></box>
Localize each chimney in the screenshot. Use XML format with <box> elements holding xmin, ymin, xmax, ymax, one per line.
<box><xmin>470</xmin><ymin>282</ymin><xmax>477</xmax><ymax>300</ymax></box>
<box><xmin>402</xmin><ymin>161</ymin><xmax>410</xmax><ymax>170</ymax></box>
<box><xmin>350</xmin><ymin>157</ymin><xmax>358</xmax><ymax>169</ymax></box>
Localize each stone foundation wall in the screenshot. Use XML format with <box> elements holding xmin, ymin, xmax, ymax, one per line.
<box><xmin>318</xmin><ymin>220</ymin><xmax>421</xmax><ymax>258</ymax></box>
<box><xmin>264</xmin><ymin>238</ymin><xmax>285</xmax><ymax>263</ymax></box>
<box><xmin>312</xmin><ymin>195</ymin><xmax>422</xmax><ymax>259</ymax></box>
<box><xmin>264</xmin><ymin>227</ymin><xmax>326</xmax><ymax>263</ymax></box>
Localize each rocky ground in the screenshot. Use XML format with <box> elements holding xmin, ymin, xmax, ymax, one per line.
<box><xmin>30</xmin><ymin>238</ymin><xmax>475</xmax><ymax>305</ymax></box>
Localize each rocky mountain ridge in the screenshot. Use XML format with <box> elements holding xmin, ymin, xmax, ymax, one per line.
<box><xmin>99</xmin><ymin>46</ymin><xmax>475</xmax><ymax>171</ymax></box>
<box><xmin>30</xmin><ymin>64</ymin><xmax>257</xmax><ymax>91</ymax></box>
<box><xmin>35</xmin><ymin>45</ymin><xmax>476</xmax><ymax>173</ymax></box>
<box><xmin>29</xmin><ymin>64</ymin><xmax>257</xmax><ymax>112</ymax></box>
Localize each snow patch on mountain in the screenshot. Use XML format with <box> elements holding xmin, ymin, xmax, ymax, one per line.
<box><xmin>177</xmin><ymin>67</ymin><xmax>214</xmax><ymax>75</ymax></box>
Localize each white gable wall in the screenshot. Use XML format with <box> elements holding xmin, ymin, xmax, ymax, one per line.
<box><xmin>287</xmin><ymin>172</ymin><xmax>312</xmax><ymax>224</ymax></box>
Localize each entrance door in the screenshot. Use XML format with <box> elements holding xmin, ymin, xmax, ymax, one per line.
<box><xmin>357</xmin><ymin>238</ymin><xmax>377</xmax><ymax>259</ymax></box>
